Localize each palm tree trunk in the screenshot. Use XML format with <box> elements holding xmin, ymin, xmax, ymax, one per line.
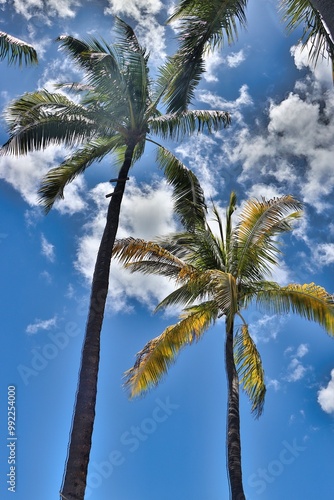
<box><xmin>60</xmin><ymin>143</ymin><xmax>135</xmax><ymax>500</ymax></box>
<box><xmin>225</xmin><ymin>319</ymin><xmax>246</xmax><ymax>500</ymax></box>
<box><xmin>310</xmin><ymin>0</ymin><xmax>334</xmax><ymax>41</ymax></box>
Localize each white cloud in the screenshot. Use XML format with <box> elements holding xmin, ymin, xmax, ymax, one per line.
<box><xmin>226</xmin><ymin>50</ymin><xmax>245</xmax><ymax>68</ymax></box>
<box><xmin>41</xmin><ymin>234</ymin><xmax>55</xmax><ymax>262</ymax></box>
<box><xmin>197</xmin><ymin>84</ymin><xmax>253</xmax><ymax>123</ymax></box>
<box><xmin>291</xmin><ymin>42</ymin><xmax>332</xmax><ymax>86</ymax></box>
<box><xmin>26</xmin><ymin>315</ymin><xmax>57</xmax><ymax>334</ymax></box>
<box><xmin>74</xmin><ymin>179</ymin><xmax>179</xmax><ymax>313</ymax></box>
<box><xmin>284</xmin><ymin>343</ymin><xmax>309</xmax><ymax>382</ymax></box>
<box><xmin>318</xmin><ymin>369</ymin><xmax>334</xmax><ymax>414</ymax></box>
<box><xmin>12</xmin><ymin>0</ymin><xmax>80</xmax><ymax>20</ymax></box>
<box><xmin>267</xmin><ymin>378</ymin><xmax>281</xmax><ymax>391</ymax></box>
<box><xmin>175</xmin><ymin>134</ymin><xmax>221</xmax><ymax>200</ymax></box>
<box><xmin>0</xmin><ymin>145</ymin><xmax>87</xmax><ymax>214</ymax></box>
<box><xmin>249</xmin><ymin>314</ymin><xmax>287</xmax><ymax>343</ymax></box>
<box><xmin>226</xmin><ymin>88</ymin><xmax>334</xmax><ymax>213</ymax></box>
<box><xmin>203</xmin><ymin>49</ymin><xmax>245</xmax><ymax>82</ymax></box>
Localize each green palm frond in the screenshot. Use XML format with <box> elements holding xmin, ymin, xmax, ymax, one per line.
<box><xmin>234</xmin><ymin>324</ymin><xmax>266</xmax><ymax>418</ymax></box>
<box><xmin>124</xmin><ymin>302</ymin><xmax>217</xmax><ymax>397</ymax></box>
<box><xmin>0</xmin><ymin>31</ymin><xmax>38</xmax><ymax>65</ymax></box>
<box><xmin>158</xmin><ymin>0</ymin><xmax>247</xmax><ymax>112</ymax></box>
<box><xmin>38</xmin><ymin>136</ymin><xmax>122</xmax><ymax>212</ymax></box>
<box><xmin>234</xmin><ymin>195</ymin><xmax>302</xmax><ymax>280</ymax></box>
<box><xmin>256</xmin><ymin>282</ymin><xmax>334</xmax><ymax>334</ymax></box>
<box><xmin>281</xmin><ymin>0</ymin><xmax>334</xmax><ymax>72</ymax></box>
<box><xmin>155</xmin><ymin>146</ymin><xmax>207</xmax><ymax>231</ymax></box>
<box><xmin>1</xmin><ymin>91</ymin><xmax>96</xmax><ymax>155</ymax></box>
<box><xmin>149</xmin><ymin>109</ymin><xmax>230</xmax><ymax>141</ymax></box>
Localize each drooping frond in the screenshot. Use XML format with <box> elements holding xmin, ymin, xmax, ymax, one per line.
<box><xmin>1</xmin><ymin>91</ymin><xmax>96</xmax><ymax>155</ymax></box>
<box><xmin>124</xmin><ymin>302</ymin><xmax>218</xmax><ymax>397</ymax></box>
<box><xmin>0</xmin><ymin>31</ymin><xmax>38</xmax><ymax>65</ymax></box>
<box><xmin>112</xmin><ymin>237</ymin><xmax>188</xmax><ymax>278</ymax></box>
<box><xmin>281</xmin><ymin>0</ymin><xmax>334</xmax><ymax>75</ymax></box>
<box><xmin>38</xmin><ymin>135</ymin><xmax>123</xmax><ymax>212</ymax></box>
<box><xmin>155</xmin><ymin>146</ymin><xmax>207</xmax><ymax>231</ymax></box>
<box><xmin>255</xmin><ymin>282</ymin><xmax>334</xmax><ymax>334</ymax></box>
<box><xmin>159</xmin><ymin>0</ymin><xmax>248</xmax><ymax>112</ymax></box>
<box><xmin>234</xmin><ymin>195</ymin><xmax>302</xmax><ymax>280</ymax></box>
<box><xmin>149</xmin><ymin>109</ymin><xmax>230</xmax><ymax>141</ymax></box>
<box><xmin>234</xmin><ymin>324</ymin><xmax>266</xmax><ymax>418</ymax></box>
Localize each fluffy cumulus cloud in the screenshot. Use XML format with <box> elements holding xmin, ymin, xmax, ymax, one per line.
<box><xmin>26</xmin><ymin>315</ymin><xmax>57</xmax><ymax>334</ymax></box>
<box><xmin>291</xmin><ymin>42</ymin><xmax>333</xmax><ymax>86</ymax></box>
<box><xmin>318</xmin><ymin>369</ymin><xmax>334</xmax><ymax>414</ymax></box>
<box><xmin>204</xmin><ymin>49</ymin><xmax>245</xmax><ymax>82</ymax></box>
<box><xmin>12</xmin><ymin>0</ymin><xmax>80</xmax><ymax>20</ymax></box>
<box><xmin>74</xmin><ymin>179</ymin><xmax>178</xmax><ymax>313</ymax></box>
<box><xmin>223</xmin><ymin>86</ymin><xmax>334</xmax><ymax>213</ymax></box>
<box><xmin>0</xmin><ymin>145</ymin><xmax>87</xmax><ymax>214</ymax></box>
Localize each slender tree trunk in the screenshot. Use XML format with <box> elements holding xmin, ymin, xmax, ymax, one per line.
<box><xmin>60</xmin><ymin>144</ymin><xmax>135</xmax><ymax>500</ymax></box>
<box><xmin>225</xmin><ymin>319</ymin><xmax>245</xmax><ymax>500</ymax></box>
<box><xmin>310</xmin><ymin>0</ymin><xmax>334</xmax><ymax>41</ymax></box>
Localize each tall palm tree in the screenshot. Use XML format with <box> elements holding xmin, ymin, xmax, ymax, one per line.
<box><xmin>113</xmin><ymin>191</ymin><xmax>334</xmax><ymax>499</ymax></box>
<box><xmin>162</xmin><ymin>0</ymin><xmax>334</xmax><ymax>113</ymax></box>
<box><xmin>1</xmin><ymin>18</ymin><xmax>230</xmax><ymax>500</ymax></box>
<box><xmin>0</xmin><ymin>31</ymin><xmax>37</xmax><ymax>65</ymax></box>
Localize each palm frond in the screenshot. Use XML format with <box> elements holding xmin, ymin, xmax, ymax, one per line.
<box><xmin>124</xmin><ymin>302</ymin><xmax>217</xmax><ymax>397</ymax></box>
<box><xmin>281</xmin><ymin>0</ymin><xmax>334</xmax><ymax>72</ymax></box>
<box><xmin>1</xmin><ymin>91</ymin><xmax>96</xmax><ymax>155</ymax></box>
<box><xmin>234</xmin><ymin>324</ymin><xmax>266</xmax><ymax>418</ymax></box>
<box><xmin>38</xmin><ymin>136</ymin><xmax>122</xmax><ymax>212</ymax></box>
<box><xmin>149</xmin><ymin>109</ymin><xmax>230</xmax><ymax>141</ymax></box>
<box><xmin>256</xmin><ymin>282</ymin><xmax>334</xmax><ymax>334</ymax></box>
<box><xmin>155</xmin><ymin>145</ymin><xmax>207</xmax><ymax>231</ymax></box>
<box><xmin>159</xmin><ymin>0</ymin><xmax>247</xmax><ymax>112</ymax></box>
<box><xmin>0</xmin><ymin>31</ymin><xmax>38</xmax><ymax>65</ymax></box>
<box><xmin>234</xmin><ymin>195</ymin><xmax>302</xmax><ymax>280</ymax></box>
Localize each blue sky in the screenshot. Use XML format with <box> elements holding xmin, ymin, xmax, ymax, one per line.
<box><xmin>1</xmin><ymin>0</ymin><xmax>334</xmax><ymax>499</ymax></box>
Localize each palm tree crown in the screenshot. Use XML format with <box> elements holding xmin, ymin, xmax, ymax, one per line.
<box><xmin>113</xmin><ymin>190</ymin><xmax>334</xmax><ymax>499</ymax></box>
<box><xmin>1</xmin><ymin>18</ymin><xmax>230</xmax><ymax>213</ymax></box>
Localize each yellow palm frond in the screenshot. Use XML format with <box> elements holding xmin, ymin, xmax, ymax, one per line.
<box><xmin>234</xmin><ymin>324</ymin><xmax>266</xmax><ymax>418</ymax></box>
<box><xmin>256</xmin><ymin>282</ymin><xmax>334</xmax><ymax>334</ymax></box>
<box><xmin>234</xmin><ymin>195</ymin><xmax>302</xmax><ymax>279</ymax></box>
<box><xmin>124</xmin><ymin>302</ymin><xmax>217</xmax><ymax>397</ymax></box>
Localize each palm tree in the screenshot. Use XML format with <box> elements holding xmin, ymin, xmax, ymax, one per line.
<box><xmin>1</xmin><ymin>18</ymin><xmax>230</xmax><ymax>500</ymax></box>
<box><xmin>162</xmin><ymin>0</ymin><xmax>334</xmax><ymax>113</ymax></box>
<box><xmin>113</xmin><ymin>191</ymin><xmax>334</xmax><ymax>499</ymax></box>
<box><xmin>0</xmin><ymin>31</ymin><xmax>37</xmax><ymax>65</ymax></box>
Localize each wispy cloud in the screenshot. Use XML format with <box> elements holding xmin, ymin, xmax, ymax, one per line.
<box><xmin>284</xmin><ymin>343</ymin><xmax>309</xmax><ymax>382</ymax></box>
<box><xmin>41</xmin><ymin>234</ymin><xmax>55</xmax><ymax>262</ymax></box>
<box><xmin>26</xmin><ymin>316</ymin><xmax>57</xmax><ymax>335</ymax></box>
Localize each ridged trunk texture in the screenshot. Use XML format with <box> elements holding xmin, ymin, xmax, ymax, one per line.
<box><xmin>60</xmin><ymin>144</ymin><xmax>135</xmax><ymax>500</ymax></box>
<box><xmin>225</xmin><ymin>320</ymin><xmax>246</xmax><ymax>500</ymax></box>
<box><xmin>311</xmin><ymin>0</ymin><xmax>334</xmax><ymax>41</ymax></box>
